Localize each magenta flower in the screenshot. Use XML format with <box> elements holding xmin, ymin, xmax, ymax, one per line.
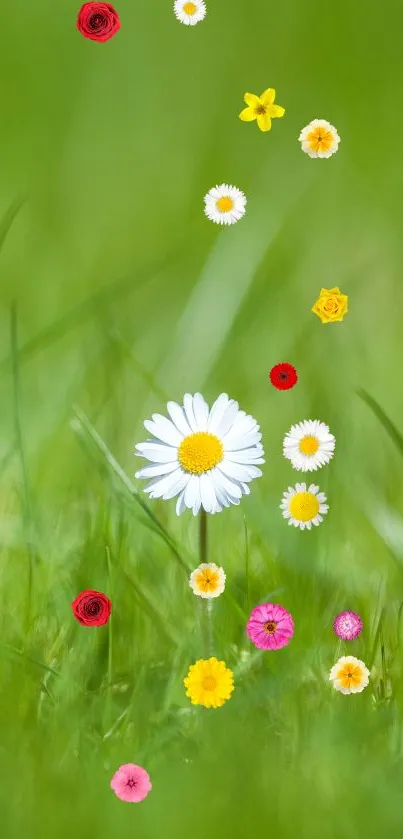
<box><xmin>333</xmin><ymin>611</ymin><xmax>362</xmax><ymax>641</ymax></box>
<box><xmin>110</xmin><ymin>763</ymin><xmax>152</xmax><ymax>803</ymax></box>
<box><xmin>246</xmin><ymin>602</ymin><xmax>294</xmax><ymax>650</ymax></box>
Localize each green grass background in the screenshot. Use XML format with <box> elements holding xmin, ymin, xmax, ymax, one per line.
<box><xmin>1</xmin><ymin>0</ymin><xmax>403</xmax><ymax>836</ymax></box>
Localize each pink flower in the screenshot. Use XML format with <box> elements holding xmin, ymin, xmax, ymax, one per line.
<box><xmin>246</xmin><ymin>602</ymin><xmax>294</xmax><ymax>650</ymax></box>
<box><xmin>333</xmin><ymin>611</ymin><xmax>362</xmax><ymax>641</ymax></box>
<box><xmin>110</xmin><ymin>763</ymin><xmax>152</xmax><ymax>803</ymax></box>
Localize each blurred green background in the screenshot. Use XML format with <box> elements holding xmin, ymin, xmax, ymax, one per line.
<box><xmin>1</xmin><ymin>0</ymin><xmax>403</xmax><ymax>836</ymax></box>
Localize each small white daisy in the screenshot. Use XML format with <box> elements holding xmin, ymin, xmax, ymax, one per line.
<box><xmin>174</xmin><ymin>0</ymin><xmax>206</xmax><ymax>26</ymax></box>
<box><xmin>135</xmin><ymin>393</ymin><xmax>264</xmax><ymax>516</ymax></box>
<box><xmin>280</xmin><ymin>482</ymin><xmax>328</xmax><ymax>530</ymax></box>
<box><xmin>204</xmin><ymin>184</ymin><xmax>247</xmax><ymax>226</ymax></box>
<box><xmin>189</xmin><ymin>563</ymin><xmax>226</xmax><ymax>598</ymax></box>
<box><xmin>299</xmin><ymin>119</ymin><xmax>340</xmax><ymax>158</ymax></box>
<box><xmin>283</xmin><ymin>419</ymin><xmax>335</xmax><ymax>472</ymax></box>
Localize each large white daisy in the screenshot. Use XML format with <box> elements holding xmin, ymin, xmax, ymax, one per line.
<box><xmin>280</xmin><ymin>482</ymin><xmax>328</xmax><ymax>530</ymax></box>
<box><xmin>299</xmin><ymin>119</ymin><xmax>340</xmax><ymax>158</ymax></box>
<box><xmin>173</xmin><ymin>0</ymin><xmax>206</xmax><ymax>26</ymax></box>
<box><xmin>135</xmin><ymin>393</ymin><xmax>264</xmax><ymax>516</ymax></box>
<box><xmin>204</xmin><ymin>184</ymin><xmax>246</xmax><ymax>226</ymax></box>
<box><xmin>283</xmin><ymin>419</ymin><xmax>335</xmax><ymax>472</ymax></box>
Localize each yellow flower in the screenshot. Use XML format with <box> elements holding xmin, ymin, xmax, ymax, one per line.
<box><xmin>312</xmin><ymin>287</ymin><xmax>348</xmax><ymax>324</ymax></box>
<box><xmin>184</xmin><ymin>657</ymin><xmax>234</xmax><ymax>708</ymax></box>
<box><xmin>189</xmin><ymin>563</ymin><xmax>226</xmax><ymax>599</ymax></box>
<box><xmin>239</xmin><ymin>88</ymin><xmax>285</xmax><ymax>133</ymax></box>
<box><xmin>329</xmin><ymin>656</ymin><xmax>370</xmax><ymax>695</ymax></box>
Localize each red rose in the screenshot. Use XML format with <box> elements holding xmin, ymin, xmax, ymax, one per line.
<box><xmin>77</xmin><ymin>3</ymin><xmax>120</xmax><ymax>42</ymax></box>
<box><xmin>72</xmin><ymin>589</ymin><xmax>112</xmax><ymax>626</ymax></box>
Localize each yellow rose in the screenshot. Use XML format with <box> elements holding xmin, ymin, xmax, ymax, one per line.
<box><xmin>312</xmin><ymin>287</ymin><xmax>348</xmax><ymax>324</ymax></box>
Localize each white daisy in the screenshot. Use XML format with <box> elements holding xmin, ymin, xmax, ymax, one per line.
<box><xmin>280</xmin><ymin>482</ymin><xmax>328</xmax><ymax>530</ymax></box>
<box><xmin>174</xmin><ymin>0</ymin><xmax>206</xmax><ymax>26</ymax></box>
<box><xmin>189</xmin><ymin>563</ymin><xmax>226</xmax><ymax>598</ymax></box>
<box><xmin>204</xmin><ymin>184</ymin><xmax>246</xmax><ymax>226</ymax></box>
<box><xmin>135</xmin><ymin>393</ymin><xmax>264</xmax><ymax>516</ymax></box>
<box><xmin>299</xmin><ymin>119</ymin><xmax>340</xmax><ymax>158</ymax></box>
<box><xmin>283</xmin><ymin>419</ymin><xmax>335</xmax><ymax>472</ymax></box>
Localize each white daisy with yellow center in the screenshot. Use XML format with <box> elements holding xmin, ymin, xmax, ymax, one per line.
<box><xmin>189</xmin><ymin>563</ymin><xmax>226</xmax><ymax>598</ymax></box>
<box><xmin>299</xmin><ymin>119</ymin><xmax>340</xmax><ymax>158</ymax></box>
<box><xmin>280</xmin><ymin>482</ymin><xmax>328</xmax><ymax>530</ymax></box>
<box><xmin>204</xmin><ymin>184</ymin><xmax>247</xmax><ymax>226</ymax></box>
<box><xmin>329</xmin><ymin>656</ymin><xmax>370</xmax><ymax>695</ymax></box>
<box><xmin>173</xmin><ymin>0</ymin><xmax>206</xmax><ymax>25</ymax></box>
<box><xmin>283</xmin><ymin>419</ymin><xmax>335</xmax><ymax>472</ymax></box>
<box><xmin>135</xmin><ymin>393</ymin><xmax>264</xmax><ymax>516</ymax></box>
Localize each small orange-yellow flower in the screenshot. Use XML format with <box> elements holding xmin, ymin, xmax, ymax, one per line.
<box><xmin>329</xmin><ymin>656</ymin><xmax>370</xmax><ymax>695</ymax></box>
<box><xmin>239</xmin><ymin>88</ymin><xmax>285</xmax><ymax>133</ymax></box>
<box><xmin>184</xmin><ymin>657</ymin><xmax>234</xmax><ymax>708</ymax></box>
<box><xmin>189</xmin><ymin>563</ymin><xmax>226</xmax><ymax>599</ymax></box>
<box><xmin>312</xmin><ymin>287</ymin><xmax>348</xmax><ymax>324</ymax></box>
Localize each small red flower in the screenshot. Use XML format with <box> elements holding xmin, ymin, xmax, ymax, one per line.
<box><xmin>72</xmin><ymin>589</ymin><xmax>112</xmax><ymax>626</ymax></box>
<box><xmin>269</xmin><ymin>362</ymin><xmax>298</xmax><ymax>391</ymax></box>
<box><xmin>77</xmin><ymin>3</ymin><xmax>120</xmax><ymax>42</ymax></box>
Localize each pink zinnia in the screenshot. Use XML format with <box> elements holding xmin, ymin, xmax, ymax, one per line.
<box><xmin>246</xmin><ymin>602</ymin><xmax>294</xmax><ymax>650</ymax></box>
<box><xmin>333</xmin><ymin>611</ymin><xmax>362</xmax><ymax>641</ymax></box>
<box><xmin>110</xmin><ymin>763</ymin><xmax>152</xmax><ymax>803</ymax></box>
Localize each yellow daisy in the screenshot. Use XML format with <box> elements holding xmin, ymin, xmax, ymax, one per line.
<box><xmin>189</xmin><ymin>563</ymin><xmax>226</xmax><ymax>599</ymax></box>
<box><xmin>239</xmin><ymin>88</ymin><xmax>285</xmax><ymax>133</ymax></box>
<box><xmin>184</xmin><ymin>657</ymin><xmax>234</xmax><ymax>708</ymax></box>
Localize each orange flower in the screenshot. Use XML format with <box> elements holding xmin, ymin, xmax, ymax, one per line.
<box><xmin>329</xmin><ymin>656</ymin><xmax>370</xmax><ymax>695</ymax></box>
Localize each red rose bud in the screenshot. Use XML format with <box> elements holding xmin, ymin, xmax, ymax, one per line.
<box><xmin>77</xmin><ymin>3</ymin><xmax>120</xmax><ymax>42</ymax></box>
<box><xmin>72</xmin><ymin>589</ymin><xmax>112</xmax><ymax>626</ymax></box>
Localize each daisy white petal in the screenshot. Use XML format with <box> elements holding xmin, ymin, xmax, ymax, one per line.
<box><xmin>144</xmin><ymin>416</ymin><xmax>183</xmax><ymax>447</ymax></box>
<box><xmin>208</xmin><ymin>393</ymin><xmax>230</xmax><ymax>433</ymax></box>
<box><xmin>192</xmin><ymin>393</ymin><xmax>209</xmax><ymax>430</ymax></box>
<box><xmin>135</xmin><ymin>442</ymin><xmax>178</xmax><ymax>463</ymax></box>
<box><xmin>135</xmin><ymin>462</ymin><xmax>178</xmax><ymax>479</ymax></box>
<box><xmin>199</xmin><ymin>472</ymin><xmax>217</xmax><ymax>513</ymax></box>
<box><xmin>183</xmin><ymin>393</ymin><xmax>198</xmax><ymax>432</ymax></box>
<box><xmin>167</xmin><ymin>401</ymin><xmax>192</xmax><ymax>436</ymax></box>
<box><xmin>176</xmin><ymin>490</ymin><xmax>186</xmax><ymax>515</ymax></box>
<box><xmin>219</xmin><ymin>461</ymin><xmax>262</xmax><ymax>483</ymax></box>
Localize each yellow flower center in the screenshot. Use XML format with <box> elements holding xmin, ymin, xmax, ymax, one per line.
<box><xmin>322</xmin><ymin>297</ymin><xmax>339</xmax><ymax>312</ymax></box>
<box><xmin>299</xmin><ymin>435</ymin><xmax>319</xmax><ymax>455</ymax></box>
<box><xmin>202</xmin><ymin>676</ymin><xmax>217</xmax><ymax>691</ymax></box>
<box><xmin>255</xmin><ymin>103</ymin><xmax>267</xmax><ymax>115</ymax></box>
<box><xmin>264</xmin><ymin>620</ymin><xmax>278</xmax><ymax>635</ymax></box>
<box><xmin>183</xmin><ymin>1</ymin><xmax>197</xmax><ymax>13</ymax></box>
<box><xmin>289</xmin><ymin>491</ymin><xmax>319</xmax><ymax>522</ymax></box>
<box><xmin>178</xmin><ymin>432</ymin><xmax>223</xmax><ymax>474</ymax></box>
<box><xmin>195</xmin><ymin>569</ymin><xmax>220</xmax><ymax>593</ymax></box>
<box><xmin>308</xmin><ymin>128</ymin><xmax>334</xmax><ymax>153</ymax></box>
<box><xmin>338</xmin><ymin>664</ymin><xmax>363</xmax><ymax>689</ymax></box>
<box><xmin>216</xmin><ymin>196</ymin><xmax>234</xmax><ymax>213</ymax></box>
